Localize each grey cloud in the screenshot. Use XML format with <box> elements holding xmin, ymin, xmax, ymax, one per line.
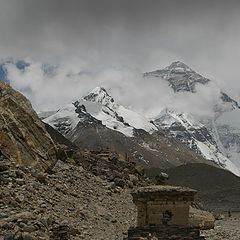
<box><xmin>0</xmin><ymin>0</ymin><xmax>240</xmax><ymax>107</ymax></box>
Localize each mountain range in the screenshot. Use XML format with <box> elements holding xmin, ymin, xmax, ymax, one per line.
<box><xmin>39</xmin><ymin>61</ymin><xmax>240</xmax><ymax>176</ymax></box>
<box><xmin>41</xmin><ymin>86</ymin><xmax>207</xmax><ymax>169</ymax></box>
<box><xmin>146</xmin><ymin>61</ymin><xmax>240</xmax><ymax>175</ymax></box>
<box><xmin>1</xmin><ymin>59</ymin><xmax>240</xmax><ymax>175</ymax></box>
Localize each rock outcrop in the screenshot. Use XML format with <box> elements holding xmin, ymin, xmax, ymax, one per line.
<box><xmin>0</xmin><ymin>80</ymin><xmax>58</xmax><ymax>172</ymax></box>
<box><xmin>189</xmin><ymin>207</ymin><xmax>215</xmax><ymax>230</ymax></box>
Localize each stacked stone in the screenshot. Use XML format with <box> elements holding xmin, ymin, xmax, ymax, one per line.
<box><xmin>125</xmin><ymin>185</ymin><xmax>206</xmax><ymax>240</ymax></box>
<box><xmin>132</xmin><ymin>185</ymin><xmax>197</xmax><ymax>228</ymax></box>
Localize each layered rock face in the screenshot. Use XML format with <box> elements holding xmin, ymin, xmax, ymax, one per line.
<box><xmin>0</xmin><ymin>80</ymin><xmax>58</xmax><ymax>171</ymax></box>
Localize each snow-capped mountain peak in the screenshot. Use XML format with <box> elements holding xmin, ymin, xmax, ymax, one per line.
<box><xmin>145</xmin><ymin>61</ymin><xmax>240</xmax><ymax>176</ymax></box>
<box><xmin>154</xmin><ymin>108</ymin><xmax>240</xmax><ymax>176</ymax></box>
<box><xmin>144</xmin><ymin>61</ymin><xmax>210</xmax><ymax>92</ymax></box>
<box><xmin>44</xmin><ymin>86</ymin><xmax>157</xmax><ymax>138</ymax></box>
<box><xmin>41</xmin><ymin>61</ymin><xmax>240</xmax><ymax>176</ymax></box>
<box><xmin>165</xmin><ymin>61</ymin><xmax>193</xmax><ymax>72</ymax></box>
<box><xmin>83</xmin><ymin>86</ymin><xmax>116</xmax><ymax>109</ymax></box>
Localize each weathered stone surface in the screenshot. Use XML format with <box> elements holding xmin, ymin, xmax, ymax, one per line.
<box><xmin>132</xmin><ymin>185</ymin><xmax>197</xmax><ymax>195</ymax></box>
<box><xmin>0</xmin><ymin>80</ymin><xmax>58</xmax><ymax>171</ymax></box>
<box><xmin>132</xmin><ymin>185</ymin><xmax>197</xmax><ymax>228</ymax></box>
<box><xmin>189</xmin><ymin>207</ymin><xmax>215</xmax><ymax>230</ymax></box>
<box><xmin>125</xmin><ymin>184</ymin><xmax>207</xmax><ymax>239</ymax></box>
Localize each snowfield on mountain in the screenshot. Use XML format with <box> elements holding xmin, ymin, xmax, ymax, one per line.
<box><xmin>44</xmin><ymin>86</ymin><xmax>157</xmax><ymax>137</ymax></box>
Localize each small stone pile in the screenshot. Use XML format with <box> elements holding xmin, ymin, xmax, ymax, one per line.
<box><xmin>50</xmin><ymin>224</ymin><xmax>70</xmax><ymax>240</ymax></box>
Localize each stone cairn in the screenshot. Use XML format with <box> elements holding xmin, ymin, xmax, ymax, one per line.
<box><xmin>155</xmin><ymin>172</ymin><xmax>169</xmax><ymax>185</ymax></box>
<box><xmin>125</xmin><ymin>173</ymin><xmax>206</xmax><ymax>240</ymax></box>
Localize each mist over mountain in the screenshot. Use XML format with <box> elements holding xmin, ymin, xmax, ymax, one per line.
<box><xmin>1</xmin><ymin>55</ymin><xmax>240</xmax><ymax>176</ymax></box>
<box><xmin>0</xmin><ymin>58</ymin><xmax>231</xmax><ymax>118</ymax></box>
<box><xmin>25</xmin><ymin>61</ymin><xmax>238</xmax><ymax>176</ymax></box>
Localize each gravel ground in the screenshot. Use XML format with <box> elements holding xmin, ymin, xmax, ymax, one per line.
<box><xmin>0</xmin><ymin>158</ymin><xmax>138</xmax><ymax>240</ymax></box>
<box><xmin>202</xmin><ymin>213</ymin><xmax>240</xmax><ymax>240</ymax></box>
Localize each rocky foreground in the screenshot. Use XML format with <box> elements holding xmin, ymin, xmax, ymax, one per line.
<box><xmin>1</xmin><ymin>79</ymin><xmax>240</xmax><ymax>240</ymax></box>
<box><xmin>202</xmin><ymin>213</ymin><xmax>240</xmax><ymax>240</ymax></box>
<box><xmin>0</xmin><ymin>155</ymin><xmax>139</xmax><ymax>240</ymax></box>
<box><xmin>1</xmin><ymin>151</ymin><xmax>233</xmax><ymax>240</ymax></box>
<box><xmin>0</xmin><ymin>80</ymin><xmax>58</xmax><ymax>171</ymax></box>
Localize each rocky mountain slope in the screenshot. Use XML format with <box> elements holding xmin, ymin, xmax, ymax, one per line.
<box><xmin>0</xmin><ymin>135</ymin><xmax>220</xmax><ymax>240</ymax></box>
<box><xmin>0</xmin><ymin>80</ymin><xmax>58</xmax><ymax>172</ymax></box>
<box><xmin>145</xmin><ymin>61</ymin><xmax>240</xmax><ymax>176</ymax></box>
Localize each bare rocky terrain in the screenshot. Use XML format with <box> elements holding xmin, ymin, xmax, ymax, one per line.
<box><xmin>0</xmin><ymin>80</ymin><xmax>58</xmax><ymax>171</ymax></box>
<box><xmin>202</xmin><ymin>213</ymin><xmax>240</xmax><ymax>240</ymax></box>
<box><xmin>0</xmin><ymin>154</ymin><xmax>139</xmax><ymax>240</ymax></box>
<box><xmin>1</xmin><ymin>79</ymin><xmax>240</xmax><ymax>239</ymax></box>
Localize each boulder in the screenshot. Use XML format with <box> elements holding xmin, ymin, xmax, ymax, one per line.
<box><xmin>0</xmin><ymin>80</ymin><xmax>58</xmax><ymax>172</ymax></box>
<box><xmin>189</xmin><ymin>206</ymin><xmax>215</xmax><ymax>230</ymax></box>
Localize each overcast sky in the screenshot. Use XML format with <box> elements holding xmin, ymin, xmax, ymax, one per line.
<box><xmin>0</xmin><ymin>0</ymin><xmax>240</xmax><ymax>113</ymax></box>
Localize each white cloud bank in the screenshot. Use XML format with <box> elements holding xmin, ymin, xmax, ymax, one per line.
<box><xmin>5</xmin><ymin>58</ymin><xmax>226</xmax><ymax>119</ymax></box>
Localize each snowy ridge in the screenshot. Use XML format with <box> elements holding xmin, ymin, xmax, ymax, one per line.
<box><xmin>148</xmin><ymin>61</ymin><xmax>240</xmax><ymax>176</ymax></box>
<box><xmin>83</xmin><ymin>87</ymin><xmax>116</xmax><ymax>109</ymax></box>
<box><xmin>43</xmin><ymin>103</ymin><xmax>79</xmax><ymax>135</ymax></box>
<box><xmin>81</xmin><ymin>87</ymin><xmax>157</xmax><ymax>136</ymax></box>
<box><xmin>154</xmin><ymin>109</ymin><xmax>240</xmax><ymax>176</ymax></box>
<box><xmin>44</xmin><ymin>87</ymin><xmax>157</xmax><ymax>137</ymax></box>
<box><xmin>38</xmin><ymin>110</ymin><xmax>58</xmax><ymax>120</ymax></box>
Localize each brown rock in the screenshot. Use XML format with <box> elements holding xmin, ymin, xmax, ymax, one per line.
<box><xmin>189</xmin><ymin>206</ymin><xmax>215</xmax><ymax>230</ymax></box>
<box><xmin>0</xmin><ymin>80</ymin><xmax>58</xmax><ymax>172</ymax></box>
<box><xmin>129</xmin><ymin>174</ymin><xmax>138</xmax><ymax>185</ymax></box>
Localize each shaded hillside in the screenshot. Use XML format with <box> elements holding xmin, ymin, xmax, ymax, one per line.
<box><xmin>44</xmin><ymin>122</ymin><xmax>78</xmax><ymax>150</ymax></box>
<box><xmin>144</xmin><ymin>163</ymin><xmax>240</xmax><ymax>211</ymax></box>
<box><xmin>66</xmin><ymin>118</ymin><xmax>212</xmax><ymax>169</ymax></box>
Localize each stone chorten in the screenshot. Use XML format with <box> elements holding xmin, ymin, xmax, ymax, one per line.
<box><xmin>125</xmin><ymin>185</ymin><xmax>205</xmax><ymax>240</ymax></box>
